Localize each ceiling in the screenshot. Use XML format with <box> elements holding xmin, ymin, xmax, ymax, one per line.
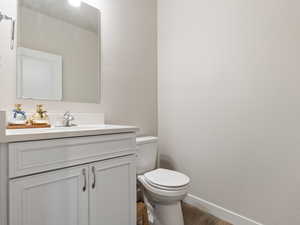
<box><xmin>18</xmin><ymin>0</ymin><xmax>100</xmax><ymax>33</ymax></box>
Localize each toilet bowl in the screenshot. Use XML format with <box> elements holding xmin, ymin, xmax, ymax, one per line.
<box><xmin>136</xmin><ymin>137</ymin><xmax>190</xmax><ymax>225</ymax></box>
<box><xmin>138</xmin><ymin>169</ymin><xmax>190</xmax><ymax>225</ymax></box>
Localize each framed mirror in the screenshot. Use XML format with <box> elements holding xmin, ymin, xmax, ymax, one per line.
<box><xmin>17</xmin><ymin>0</ymin><xmax>101</xmax><ymax>103</ymax></box>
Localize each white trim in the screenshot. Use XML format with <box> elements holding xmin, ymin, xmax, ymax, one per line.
<box><xmin>184</xmin><ymin>194</ymin><xmax>265</xmax><ymax>225</ymax></box>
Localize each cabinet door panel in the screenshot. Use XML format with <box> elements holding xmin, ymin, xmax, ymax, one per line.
<box><xmin>90</xmin><ymin>156</ymin><xmax>136</xmax><ymax>225</ymax></box>
<box><xmin>10</xmin><ymin>166</ymin><xmax>89</xmax><ymax>225</ymax></box>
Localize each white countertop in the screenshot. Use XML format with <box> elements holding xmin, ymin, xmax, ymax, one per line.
<box><xmin>2</xmin><ymin>124</ymin><xmax>139</xmax><ymax>143</ymax></box>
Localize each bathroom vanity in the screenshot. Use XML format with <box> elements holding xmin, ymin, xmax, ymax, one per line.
<box><xmin>0</xmin><ymin>113</ymin><xmax>138</xmax><ymax>225</ymax></box>
<box><xmin>0</xmin><ymin>0</ymin><xmax>139</xmax><ymax>224</ymax></box>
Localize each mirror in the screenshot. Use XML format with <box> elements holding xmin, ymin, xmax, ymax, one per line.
<box><xmin>17</xmin><ymin>0</ymin><xmax>101</xmax><ymax>103</ymax></box>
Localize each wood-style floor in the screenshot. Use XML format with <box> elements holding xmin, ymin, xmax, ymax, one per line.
<box><xmin>182</xmin><ymin>203</ymin><xmax>232</xmax><ymax>225</ymax></box>
<box><xmin>138</xmin><ymin>202</ymin><xmax>232</xmax><ymax>225</ymax></box>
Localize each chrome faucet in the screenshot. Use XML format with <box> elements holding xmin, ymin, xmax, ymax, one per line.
<box><xmin>63</xmin><ymin>111</ymin><xmax>75</xmax><ymax>127</ymax></box>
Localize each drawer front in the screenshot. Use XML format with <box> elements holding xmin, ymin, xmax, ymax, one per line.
<box><xmin>9</xmin><ymin>133</ymin><xmax>136</xmax><ymax>178</ymax></box>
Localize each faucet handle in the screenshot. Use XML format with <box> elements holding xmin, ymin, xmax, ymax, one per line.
<box><xmin>64</xmin><ymin>111</ymin><xmax>70</xmax><ymax>116</ymax></box>
<box><xmin>64</xmin><ymin>111</ymin><xmax>74</xmax><ymax>121</ymax></box>
<box><xmin>62</xmin><ymin>111</ymin><xmax>75</xmax><ymax>127</ymax></box>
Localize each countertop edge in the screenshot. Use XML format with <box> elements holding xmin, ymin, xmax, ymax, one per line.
<box><xmin>1</xmin><ymin>127</ymin><xmax>139</xmax><ymax>143</ymax></box>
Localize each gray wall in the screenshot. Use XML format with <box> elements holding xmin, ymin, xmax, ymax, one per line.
<box><xmin>0</xmin><ymin>0</ymin><xmax>157</xmax><ymax>135</ymax></box>
<box><xmin>158</xmin><ymin>0</ymin><xmax>300</xmax><ymax>224</ymax></box>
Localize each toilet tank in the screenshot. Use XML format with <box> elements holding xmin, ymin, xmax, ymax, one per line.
<box><xmin>136</xmin><ymin>136</ymin><xmax>158</xmax><ymax>175</ymax></box>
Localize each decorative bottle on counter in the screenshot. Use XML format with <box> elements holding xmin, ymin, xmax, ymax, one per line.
<box><xmin>9</xmin><ymin>104</ymin><xmax>27</xmax><ymax>125</ymax></box>
<box><xmin>30</xmin><ymin>104</ymin><xmax>49</xmax><ymax>125</ymax></box>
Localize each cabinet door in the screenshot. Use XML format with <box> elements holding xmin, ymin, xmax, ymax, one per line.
<box><xmin>10</xmin><ymin>166</ymin><xmax>89</xmax><ymax>225</ymax></box>
<box><xmin>89</xmin><ymin>155</ymin><xmax>136</xmax><ymax>225</ymax></box>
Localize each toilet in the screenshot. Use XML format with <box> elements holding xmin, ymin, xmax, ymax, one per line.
<box><xmin>136</xmin><ymin>137</ymin><xmax>190</xmax><ymax>225</ymax></box>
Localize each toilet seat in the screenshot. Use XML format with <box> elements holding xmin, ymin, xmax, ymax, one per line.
<box><xmin>138</xmin><ymin>175</ymin><xmax>189</xmax><ymax>198</ymax></box>
<box><xmin>144</xmin><ymin>169</ymin><xmax>190</xmax><ymax>191</ymax></box>
<box><xmin>146</xmin><ymin>180</ymin><xmax>189</xmax><ymax>191</ymax></box>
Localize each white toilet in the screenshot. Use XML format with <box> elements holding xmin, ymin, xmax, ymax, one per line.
<box><xmin>136</xmin><ymin>137</ymin><xmax>190</xmax><ymax>225</ymax></box>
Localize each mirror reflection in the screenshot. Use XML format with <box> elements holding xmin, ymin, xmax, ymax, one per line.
<box><xmin>17</xmin><ymin>0</ymin><xmax>101</xmax><ymax>103</ymax></box>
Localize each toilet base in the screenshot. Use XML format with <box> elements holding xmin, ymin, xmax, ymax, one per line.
<box><xmin>153</xmin><ymin>201</ymin><xmax>184</xmax><ymax>225</ymax></box>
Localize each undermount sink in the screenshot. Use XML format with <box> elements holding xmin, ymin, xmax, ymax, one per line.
<box><xmin>54</xmin><ymin>124</ymin><xmax>105</xmax><ymax>130</ymax></box>
<box><xmin>50</xmin><ymin>124</ymin><xmax>135</xmax><ymax>132</ymax></box>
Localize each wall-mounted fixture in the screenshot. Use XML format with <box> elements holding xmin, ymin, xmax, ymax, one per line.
<box><xmin>17</xmin><ymin>0</ymin><xmax>101</xmax><ymax>103</ymax></box>
<box><xmin>0</xmin><ymin>10</ymin><xmax>15</xmax><ymax>50</ymax></box>
<box><xmin>68</xmin><ymin>0</ymin><xmax>82</xmax><ymax>7</ymax></box>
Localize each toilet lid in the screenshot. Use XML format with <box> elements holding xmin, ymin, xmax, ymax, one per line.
<box><xmin>144</xmin><ymin>169</ymin><xmax>190</xmax><ymax>188</ymax></box>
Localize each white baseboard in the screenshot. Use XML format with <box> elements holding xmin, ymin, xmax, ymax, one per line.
<box><xmin>184</xmin><ymin>194</ymin><xmax>265</xmax><ymax>225</ymax></box>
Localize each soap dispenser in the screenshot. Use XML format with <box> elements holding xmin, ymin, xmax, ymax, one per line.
<box><xmin>30</xmin><ymin>104</ymin><xmax>49</xmax><ymax>125</ymax></box>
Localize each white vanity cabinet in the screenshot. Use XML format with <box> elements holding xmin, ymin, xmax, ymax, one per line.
<box><xmin>89</xmin><ymin>157</ymin><xmax>136</xmax><ymax>225</ymax></box>
<box><xmin>10</xmin><ymin>165</ymin><xmax>90</xmax><ymax>225</ymax></box>
<box><xmin>6</xmin><ymin>132</ymin><xmax>137</xmax><ymax>225</ymax></box>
